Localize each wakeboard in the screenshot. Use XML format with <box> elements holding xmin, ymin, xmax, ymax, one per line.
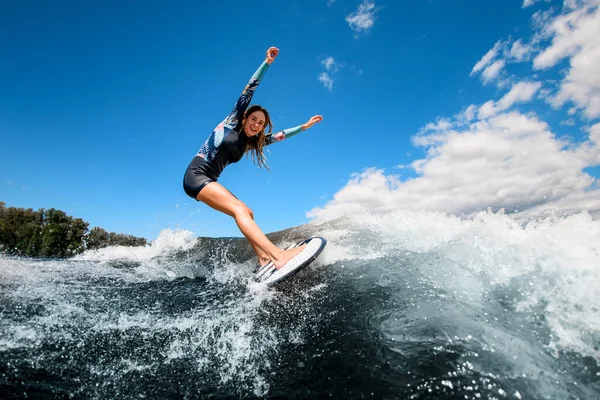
<box><xmin>254</xmin><ymin>237</ymin><xmax>327</xmax><ymax>286</ymax></box>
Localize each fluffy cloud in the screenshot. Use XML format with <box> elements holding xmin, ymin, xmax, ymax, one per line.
<box><xmin>478</xmin><ymin>81</ymin><xmax>542</xmax><ymax>118</ymax></box>
<box><xmin>533</xmin><ymin>1</ymin><xmax>600</xmax><ymax>119</ymax></box>
<box><xmin>510</xmin><ymin>39</ymin><xmax>533</xmax><ymax>61</ymax></box>
<box><xmin>346</xmin><ymin>0</ymin><xmax>379</xmax><ymax>35</ymax></box>
<box><xmin>308</xmin><ymin>1</ymin><xmax>600</xmax><ymax>223</ymax></box>
<box><xmin>318</xmin><ymin>72</ymin><xmax>334</xmax><ymax>91</ymax></box>
<box><xmin>321</xmin><ymin>56</ymin><xmax>338</xmax><ymax>73</ymax></box>
<box><xmin>309</xmin><ymin>111</ymin><xmax>600</xmax><ymax>221</ymax></box>
<box><xmin>472</xmin><ymin>1</ymin><xmax>600</xmax><ymax>116</ymax></box>
<box><xmin>471</xmin><ymin>41</ymin><xmax>503</xmax><ymax>75</ymax></box>
<box><xmin>481</xmin><ymin>60</ymin><xmax>506</xmax><ymax>85</ymax></box>
<box><xmin>318</xmin><ymin>56</ymin><xmax>339</xmax><ymax>91</ymax></box>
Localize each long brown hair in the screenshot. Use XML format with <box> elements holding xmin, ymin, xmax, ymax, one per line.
<box><xmin>242</xmin><ymin>104</ymin><xmax>273</xmax><ymax>170</ymax></box>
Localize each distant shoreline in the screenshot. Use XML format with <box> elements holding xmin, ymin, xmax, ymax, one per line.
<box><xmin>0</xmin><ymin>201</ymin><xmax>147</xmax><ymax>259</ymax></box>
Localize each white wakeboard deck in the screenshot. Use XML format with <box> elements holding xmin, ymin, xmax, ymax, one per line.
<box><xmin>255</xmin><ymin>237</ymin><xmax>327</xmax><ymax>286</ymax></box>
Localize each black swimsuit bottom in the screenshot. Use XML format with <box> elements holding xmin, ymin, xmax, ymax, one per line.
<box><xmin>183</xmin><ymin>156</ymin><xmax>218</xmax><ymax>200</ymax></box>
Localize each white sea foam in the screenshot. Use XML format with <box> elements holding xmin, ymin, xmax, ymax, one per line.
<box><xmin>311</xmin><ymin>209</ymin><xmax>600</xmax><ymax>360</ymax></box>
<box><xmin>1</xmin><ymin>208</ymin><xmax>599</xmax><ymax>397</ymax></box>
<box><xmin>71</xmin><ymin>229</ymin><xmax>201</xmax><ymax>280</ymax></box>
<box><xmin>74</xmin><ymin>228</ymin><xmax>197</xmax><ymax>262</ymax></box>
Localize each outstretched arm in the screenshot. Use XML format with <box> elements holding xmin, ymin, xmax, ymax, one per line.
<box><xmin>197</xmin><ymin>48</ymin><xmax>279</xmax><ymax>160</ymax></box>
<box><xmin>223</xmin><ymin>47</ymin><xmax>279</xmax><ymax>129</ymax></box>
<box><xmin>265</xmin><ymin>115</ymin><xmax>323</xmax><ymax>145</ymax></box>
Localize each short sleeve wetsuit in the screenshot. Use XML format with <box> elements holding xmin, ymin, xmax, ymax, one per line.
<box><xmin>183</xmin><ymin>61</ymin><xmax>305</xmax><ymax>200</ymax></box>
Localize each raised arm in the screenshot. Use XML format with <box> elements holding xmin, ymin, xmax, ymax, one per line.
<box><xmin>265</xmin><ymin>115</ymin><xmax>323</xmax><ymax>146</ymax></box>
<box><xmin>223</xmin><ymin>47</ymin><xmax>279</xmax><ymax>129</ymax></box>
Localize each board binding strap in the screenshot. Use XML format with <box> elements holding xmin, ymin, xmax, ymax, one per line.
<box><xmin>255</xmin><ymin>237</ymin><xmax>327</xmax><ymax>286</ymax></box>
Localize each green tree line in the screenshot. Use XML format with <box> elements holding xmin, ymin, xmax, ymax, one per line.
<box><xmin>0</xmin><ymin>201</ymin><xmax>147</xmax><ymax>258</ymax></box>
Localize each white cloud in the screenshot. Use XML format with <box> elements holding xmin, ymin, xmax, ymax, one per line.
<box><xmin>561</xmin><ymin>118</ymin><xmax>577</xmax><ymax>126</ymax></box>
<box><xmin>531</xmin><ymin>8</ymin><xmax>555</xmax><ymax>30</ymax></box>
<box><xmin>327</xmin><ymin>0</ymin><xmax>335</xmax><ymax>6</ymax></box>
<box><xmin>321</xmin><ymin>56</ymin><xmax>338</xmax><ymax>72</ymax></box>
<box><xmin>346</xmin><ymin>0</ymin><xmax>379</xmax><ymax>34</ymax></box>
<box><xmin>309</xmin><ymin>111</ymin><xmax>600</xmax><ymax>221</ymax></box>
<box><xmin>590</xmin><ymin>122</ymin><xmax>600</xmax><ymax>144</ymax></box>
<box><xmin>308</xmin><ymin>0</ymin><xmax>600</xmax><ymax>223</ymax></box>
<box><xmin>478</xmin><ymin>81</ymin><xmax>542</xmax><ymax>118</ymax></box>
<box><xmin>481</xmin><ymin>60</ymin><xmax>506</xmax><ymax>84</ymax></box>
<box><xmin>319</xmin><ymin>72</ymin><xmax>334</xmax><ymax>91</ymax></box>
<box><xmin>533</xmin><ymin>4</ymin><xmax>598</xmax><ymax>68</ymax></box>
<box><xmin>576</xmin><ymin>121</ymin><xmax>600</xmax><ymax>165</ymax></box>
<box><xmin>523</xmin><ymin>0</ymin><xmax>552</xmax><ymax>9</ymax></box>
<box><xmin>498</xmin><ymin>81</ymin><xmax>542</xmax><ymax>109</ymax></box>
<box><xmin>423</xmin><ymin>118</ymin><xmax>453</xmax><ymax>132</ymax></box>
<box><xmin>318</xmin><ymin>56</ymin><xmax>340</xmax><ymax>91</ymax></box>
<box><xmin>533</xmin><ymin>1</ymin><xmax>600</xmax><ymax>119</ymax></box>
<box><xmin>510</xmin><ymin>39</ymin><xmax>533</xmax><ymax>61</ymax></box>
<box><xmin>470</xmin><ymin>41</ymin><xmax>511</xmax><ymax>86</ymax></box>
<box><xmin>477</xmin><ymin>100</ymin><xmax>497</xmax><ymax>119</ymax></box>
<box><xmin>471</xmin><ymin>41</ymin><xmax>503</xmax><ymax>75</ymax></box>
<box><xmin>462</xmin><ymin>104</ymin><xmax>478</xmax><ymax>122</ymax></box>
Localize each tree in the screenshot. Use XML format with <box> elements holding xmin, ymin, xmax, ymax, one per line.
<box><xmin>0</xmin><ymin>203</ymin><xmax>146</xmax><ymax>258</ymax></box>
<box><xmin>67</xmin><ymin>218</ymin><xmax>89</xmax><ymax>255</ymax></box>
<box><xmin>39</xmin><ymin>208</ymin><xmax>70</xmax><ymax>258</ymax></box>
<box><xmin>87</xmin><ymin>227</ymin><xmax>110</xmax><ymax>250</ymax></box>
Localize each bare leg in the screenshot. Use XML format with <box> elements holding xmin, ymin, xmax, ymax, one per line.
<box><xmin>197</xmin><ymin>182</ymin><xmax>305</xmax><ymax>269</ymax></box>
<box><xmin>250</xmin><ymin>241</ymin><xmax>270</xmax><ymax>267</ymax></box>
<box><xmin>244</xmin><ymin>208</ymin><xmax>271</xmax><ymax>267</ymax></box>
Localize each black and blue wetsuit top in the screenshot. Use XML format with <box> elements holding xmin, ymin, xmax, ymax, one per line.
<box><xmin>194</xmin><ymin>61</ymin><xmax>304</xmax><ymax>181</ymax></box>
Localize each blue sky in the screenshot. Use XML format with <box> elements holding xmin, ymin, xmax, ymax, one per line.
<box><xmin>1</xmin><ymin>0</ymin><xmax>599</xmax><ymax>239</ymax></box>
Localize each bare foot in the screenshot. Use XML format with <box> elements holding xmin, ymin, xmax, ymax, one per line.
<box><xmin>258</xmin><ymin>258</ymin><xmax>271</xmax><ymax>269</ymax></box>
<box><xmin>274</xmin><ymin>244</ymin><xmax>306</xmax><ymax>269</ymax></box>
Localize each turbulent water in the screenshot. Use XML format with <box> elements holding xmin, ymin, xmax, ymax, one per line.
<box><xmin>1</xmin><ymin>210</ymin><xmax>599</xmax><ymax>399</ymax></box>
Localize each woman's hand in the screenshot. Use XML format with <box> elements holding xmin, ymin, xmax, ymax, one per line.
<box><xmin>265</xmin><ymin>47</ymin><xmax>279</xmax><ymax>65</ymax></box>
<box><xmin>302</xmin><ymin>115</ymin><xmax>323</xmax><ymax>130</ymax></box>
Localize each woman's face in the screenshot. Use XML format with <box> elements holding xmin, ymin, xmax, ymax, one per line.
<box><xmin>242</xmin><ymin>110</ymin><xmax>266</xmax><ymax>137</ymax></box>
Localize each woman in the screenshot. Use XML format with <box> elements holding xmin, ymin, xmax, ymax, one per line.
<box><xmin>183</xmin><ymin>46</ymin><xmax>323</xmax><ymax>270</ymax></box>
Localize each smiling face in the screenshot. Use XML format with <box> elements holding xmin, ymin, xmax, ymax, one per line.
<box><xmin>242</xmin><ymin>110</ymin><xmax>266</xmax><ymax>137</ymax></box>
<box><xmin>242</xmin><ymin>105</ymin><xmax>272</xmax><ymax>170</ymax></box>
